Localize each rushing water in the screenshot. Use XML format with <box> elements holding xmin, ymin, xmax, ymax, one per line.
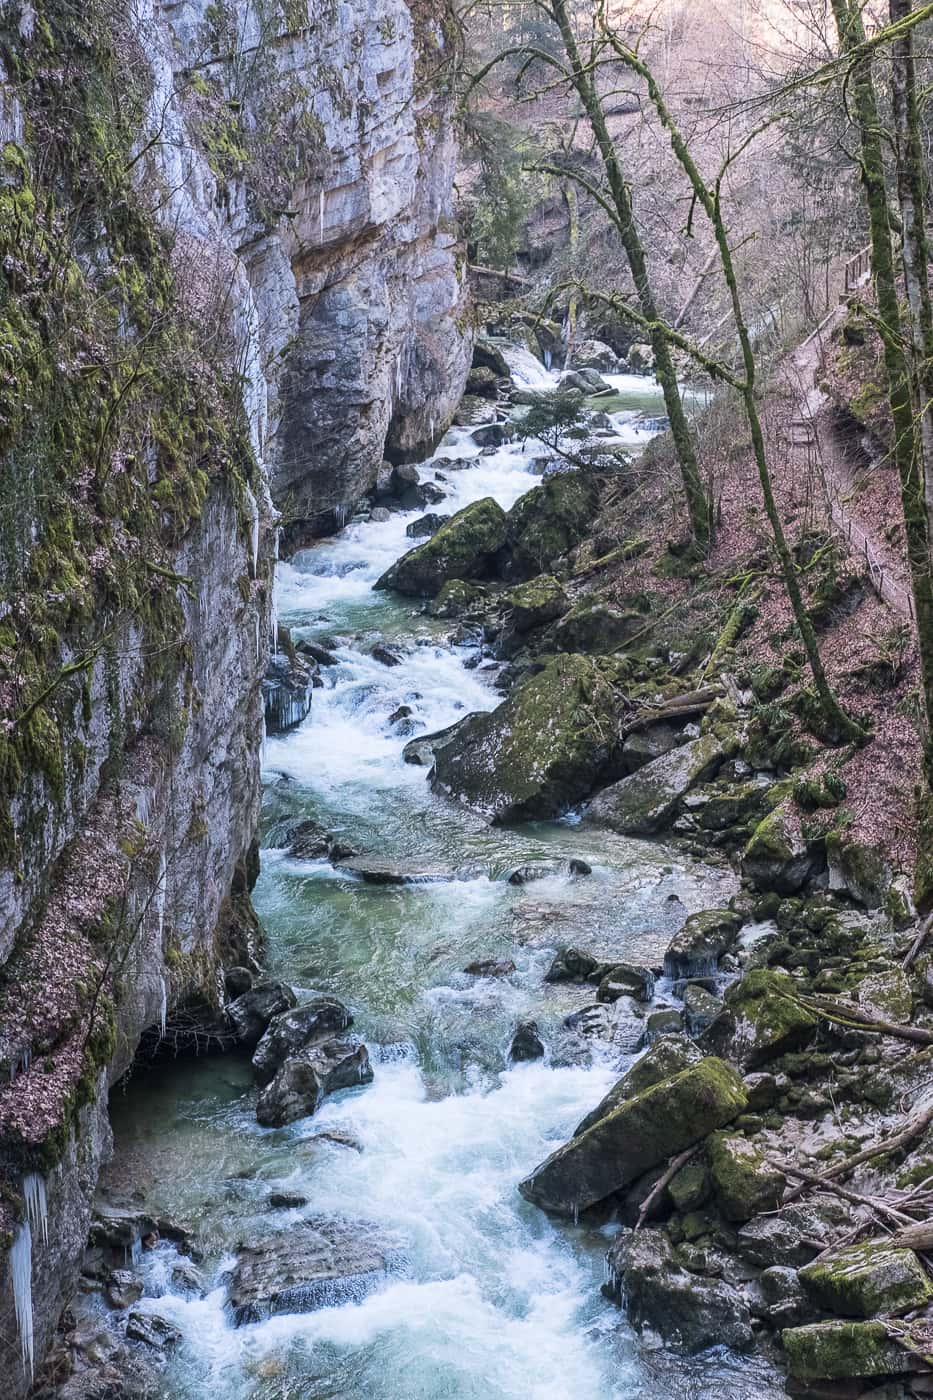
<box><xmin>103</xmin><ymin>363</ymin><xmax>781</xmax><ymax>1397</ymax></box>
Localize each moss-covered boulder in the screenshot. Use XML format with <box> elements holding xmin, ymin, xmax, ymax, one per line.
<box><xmin>701</xmin><ymin>969</ymin><xmax>818</xmax><ymax>1069</ymax></box>
<box><xmin>546</xmin><ymin>597</ymin><xmax>643</xmax><ymax>655</ymax></box>
<box><xmin>430</xmin><ymin>653</ymin><xmax>626</xmax><ymax>822</ymax></box>
<box><xmin>428</xmin><ymin>579</ymin><xmax>489</xmax><ymax>619</ymax></box>
<box><xmin>375</xmin><ymin>497</ymin><xmax>507</xmax><ymax>596</ymax></box>
<box><xmin>707</xmin><ymin>1133</ymin><xmax>785</xmax><ymax>1222</ymax></box>
<box><xmin>668</xmin><ymin>1160</ymin><xmax>711</xmax><ymax>1212</ymax></box>
<box><xmin>857</xmin><ymin>967</ymin><xmax>913</xmax><ymax>1022</ymax></box>
<box><xmin>782</xmin><ymin>1320</ymin><xmax>919</xmax><ymax>1381</ymax></box>
<box><xmin>518</xmin><ymin>1056</ymin><xmax>747</xmax><ymax>1216</ymax></box>
<box><xmin>502</xmin><ymin>574</ymin><xmax>568</xmax><ymax>633</ymax></box>
<box><xmin>574</xmin><ymin>1034</ymin><xmax>701</xmax><ymax>1136</ymax></box>
<box><xmin>503</xmin><ymin>471</ymin><xmax>599</xmax><ymax>579</ymax></box>
<box><xmin>743</xmin><ymin>803</ymin><xmax>820</xmax><ymax>894</ymax></box>
<box><xmin>682</xmin><ymin>983</ymin><xmax>724</xmax><ymax>1036</ymax></box>
<box><xmin>799</xmin><ymin>1241</ymin><xmax>933</xmax><ymax>1318</ymax></box>
<box><xmin>826</xmin><ymin>830</ymin><xmax>892</xmax><ymax>909</ymax></box>
<box><xmin>663</xmin><ymin>908</ymin><xmax>742</xmax><ymax>981</ymax></box>
<box><xmin>583</xmin><ymin>734</ymin><xmax>725</xmax><ymax>836</ymax></box>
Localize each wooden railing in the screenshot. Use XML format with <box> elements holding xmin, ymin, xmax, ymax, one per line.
<box><xmin>844</xmin><ymin>245</ymin><xmax>872</xmax><ymax>296</ymax></box>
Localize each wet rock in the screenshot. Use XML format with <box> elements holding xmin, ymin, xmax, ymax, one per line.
<box><xmin>371</xmin><ymin>644</ymin><xmax>402</xmax><ymax>667</ymax></box>
<box><xmin>743</xmin><ymin>803</ymin><xmax>820</xmax><ymax>894</ymax></box>
<box><xmin>402</xmin><ymin>720</ymin><xmax>465</xmax><ymax>766</ymax></box>
<box><xmin>375</xmin><ymin>497</ymin><xmax>508</xmax><ymax>596</ymax></box>
<box><xmin>563</xmin><ymin>998</ymin><xmax>644</xmax><ymax>1050</ymax></box>
<box><xmin>406</xmin><ymin>512</ymin><xmax>449</xmax><ymax>539</ymax></box>
<box><xmin>263</xmin><ymin>652</ymin><xmax>314</xmax><ymax>735</ymax></box>
<box><xmin>468</xmin><ymin>420</ymin><xmax>513</xmax><ymax>449</ymax></box>
<box><xmin>369</xmin><ymin>506</ymin><xmax>392</xmax><ymax>522</ymax></box>
<box><xmin>605</xmin><ymin>1228</ymin><xmax>753</xmax><ymax>1353</ymax></box>
<box><xmin>584</xmin><ymin>735</ymin><xmax>725</xmax><ymax>836</ymax></box>
<box><xmin>518</xmin><ymin>1056</ymin><xmax>747</xmax><ymax>1216</ymax></box>
<box><xmin>388</xmin><ymin>705</ymin><xmax>413</xmax><ymax>726</ymax></box>
<box><xmin>570</xmin><ymin>339</ymin><xmax>621</xmax><ymax>373</ymax></box>
<box><xmin>268</xmin><ymin>1192</ymin><xmax>308</xmax><ymax>1209</ymax></box>
<box><xmin>501</xmin><ymin>574</ymin><xmax>568</xmax><ymax>633</ymax></box>
<box><xmin>701</xmin><ymin>968</ymin><xmax>818</xmax><ymax>1069</ymax></box>
<box><xmin>620</xmin><ymin>721</ymin><xmax>681</xmax><ymax>772</ymax></box>
<box><xmin>227</xmin><ymin>1217</ymin><xmax>401</xmax><ymax>1325</ymax></box>
<box><xmin>463</xmin><ymin>958</ymin><xmax>515</xmax><ymax>977</ymax></box>
<box><xmin>502</xmin><ymin>471</ymin><xmax>600</xmax><ymax>580</ymax></box>
<box><xmin>644</xmin><ymin>1008</ymin><xmax>684</xmax><ymax>1041</ymax></box>
<box><xmin>682</xmin><ymin>983</ymin><xmax>723</xmax><ymax>1036</ymax></box>
<box><xmin>286</xmin><ymin>818</ymin><xmax>360</xmax><ymax>862</ymax></box>
<box><xmin>544</xmin><ymin>945</ymin><xmax>601</xmax><ymax>983</ymax></box>
<box><xmin>568</xmin><ymin>858</ymin><xmax>592</xmax><ymax>876</ymax></box>
<box><xmin>707</xmin><ymin>1133</ymin><xmax>785</xmax><ymax>1222</ymax></box>
<box><xmin>509</xmin><ymin>1020</ymin><xmax>545</xmax><ymax>1061</ymax></box>
<box><xmin>105</xmin><ymin>1270</ymin><xmax>142</xmax><ymax>1310</ymax></box>
<box><xmin>596</xmin><ymin>963</ymin><xmax>655</xmax><ymax>1004</ymax></box>
<box><xmin>454</xmin><ymin>394</ymin><xmax>498</xmax><ymax>427</ymax></box>
<box><xmin>466</xmin><ymin>365</ymin><xmax>502</xmax><ymax>399</ymax></box>
<box><xmin>227</xmin><ymin>981</ymin><xmax>298</xmax><ymax>1048</ymax></box>
<box><xmin>170</xmin><ymin>1261</ymin><xmax>204</xmax><ymax>1295</ymax></box>
<box><xmin>334</xmin><ymin>856</ymin><xmax>472</xmax><ymax>883</ymax></box>
<box><xmin>560</xmin><ymin>368</ymin><xmax>611</xmax><ymax>395</ymax></box>
<box><xmin>252</xmin><ymin>998</ymin><xmax>354</xmax><ymax>1085</ymax></box>
<box><xmin>295</xmin><ymin>640</ymin><xmax>340</xmax><ymax>667</ymax></box>
<box><xmin>573</xmin><ymin>1034</ymin><xmax>701</xmax><ymax>1135</ymax></box>
<box><xmin>125</xmin><ymin>1311</ymin><xmax>181</xmax><ymax>1349</ymax></box>
<box><xmin>507</xmin><ymin>864</ymin><xmax>555</xmax><ymax>886</ymax></box>
<box><xmin>256</xmin><ymin>1040</ymin><xmax>373</xmax><ymax>1127</ymax></box>
<box><xmin>663</xmin><ymin>908</ymin><xmax>742</xmax><ymax>981</ymax></box>
<box><xmin>782</xmin><ymin>1320</ymin><xmax>921</xmax><ymax>1381</ymax></box>
<box><xmin>431</xmin><ymin>653</ymin><xmax>627</xmax><ymax>822</ymax></box>
<box><xmin>429</xmin><ymin>579</ymin><xmax>489</xmax><ymax>619</ymax></box>
<box><xmin>799</xmin><ymin>1241</ymin><xmax>933</xmax><ymax>1317</ymax></box>
<box><xmin>224</xmin><ymin>966</ymin><xmax>253</xmax><ymax>999</ymax></box>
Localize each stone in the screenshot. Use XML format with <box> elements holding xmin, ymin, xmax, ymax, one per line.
<box><xmin>463</xmin><ymin>959</ymin><xmax>515</xmax><ymax>977</ymax></box>
<box><xmin>224</xmin><ymin>966</ymin><xmax>253</xmax><ymax>999</ymax></box>
<box><xmin>743</xmin><ymin>804</ymin><xmax>820</xmax><ymax>894</ymax></box>
<box><xmin>402</xmin><ymin>720</ymin><xmax>465</xmax><ymax>767</ymax></box>
<box><xmin>406</xmin><ymin>512</ymin><xmax>449</xmax><ymax>539</ymax></box>
<box><xmin>858</xmin><ymin>968</ymin><xmax>913</xmax><ymax>1022</ymax></box>
<box><xmin>465</xmin><ymin>365</ymin><xmax>501</xmax><ymax>399</ymax></box>
<box><xmin>472</xmin><ymin>337</ymin><xmax>512</xmax><ymax>378</ymax></box>
<box><xmin>701</xmin><ymin>968</ymin><xmax>818</xmax><ymax>1069</ymax></box>
<box><xmin>644</xmin><ymin>1008</ymin><xmax>684</xmax><ymax>1040</ymax></box>
<box><xmin>502</xmin><ymin>471</ymin><xmax>600</xmax><ymax>580</ymax></box>
<box><xmin>576</xmin><ymin>1038</ymin><xmax>703</xmax><ymax>1144</ymax></box>
<box><xmin>799</xmin><ymin>1241</ymin><xmax>933</xmax><ymax>1317</ymax></box>
<box><xmin>263</xmin><ymin>652</ymin><xmax>314</xmax><ymax>735</ymax></box>
<box><xmin>228</xmin><ymin>981</ymin><xmax>298</xmax><ymax>1048</ymax></box>
<box><xmin>596</xmin><ymin>963</ymin><xmax>655</xmax><ymax>1004</ymax></box>
<box><xmin>518</xmin><ymin>1056</ymin><xmax>747</xmax><ymax>1216</ymax></box>
<box><xmin>296</xmin><ymin>641</ymin><xmax>340</xmax><ymax>667</ymax></box>
<box><xmin>559</xmin><ymin>368</ymin><xmax>611</xmax><ymax>394</ymax></box>
<box><xmin>547</xmin><ymin>598</ymin><xmax>644</xmax><ymax>655</ymax></box>
<box><xmin>509</xmin><ymin>1021</ymin><xmax>545</xmax><ymax>1062</ymax></box>
<box><xmin>369</xmin><ymin>506</ymin><xmax>392</xmax><ymax>522</ymax></box>
<box><xmin>584</xmin><ymin>735</ymin><xmax>725</xmax><ymax>836</ymax></box>
<box><xmin>570</xmin><ymin>339</ymin><xmax>621</xmax><ymax>373</ymax></box>
<box><xmin>506</xmin><ymin>865</ymin><xmax>554</xmax><ymax>885</ymax></box>
<box><xmin>428</xmin><ymin>579</ymin><xmax>489</xmax><ymax>619</ymax></box>
<box><xmin>468</xmin><ymin>420</ymin><xmax>512</xmax><ymax>449</ymax></box>
<box><xmin>431</xmin><ymin>653</ymin><xmax>627</xmax><ymax>822</ymax></box>
<box><xmin>371</xmin><ymin>644</ymin><xmax>402</xmax><ymax>667</ymax></box>
<box><xmin>334</xmin><ymin>856</ymin><xmax>470</xmax><ymax>884</ymax></box>
<box><xmin>125</xmin><ymin>1311</ymin><xmax>181</xmax><ymax>1349</ymax></box>
<box><xmin>736</xmin><ymin>1210</ymin><xmax>823</xmax><ymax>1270</ymax></box>
<box><xmin>782</xmin><ymin>1321</ymin><xmax>920</xmax><ymax>1381</ymax></box>
<box><xmin>668</xmin><ymin>1161</ymin><xmax>711</xmax><ymax>1212</ymax></box>
<box><xmin>501</xmin><ymin>574</ymin><xmax>568</xmax><ymax>633</ymax></box>
<box><xmin>605</xmin><ymin>1229</ymin><xmax>753</xmax><ymax>1353</ymax></box>
<box><xmin>707</xmin><ymin>1133</ymin><xmax>785</xmax><ymax>1222</ymax></box>
<box><xmin>268</xmin><ymin>1192</ymin><xmax>308</xmax><ymax>1209</ymax></box>
<box><xmin>744</xmin><ymin>1072</ymin><xmax>781</xmax><ymax>1112</ymax></box>
<box><xmin>563</xmin><ymin>998</ymin><xmax>645</xmax><ymax>1051</ymax></box>
<box><xmin>256</xmin><ymin>1040</ymin><xmax>373</xmax><ymax>1128</ymax></box>
<box><xmin>105</xmin><ymin>1270</ymin><xmax>143</xmax><ymax>1310</ymax></box>
<box><xmin>568</xmin><ymin>858</ymin><xmax>592</xmax><ymax>876</ymax></box>
<box><xmin>251</xmin><ymin>998</ymin><xmax>353</xmax><ymax>1085</ymax></box>
<box><xmin>389</xmin><ymin>705</ymin><xmax>413</xmax><ymax>726</ymax></box>
<box><xmin>544</xmin><ymin>946</ymin><xmax>602</xmax><ymax>983</ymax></box>
<box><xmin>757</xmin><ymin>1266</ymin><xmax>812</xmax><ymax>1328</ymax></box>
<box><xmin>620</xmin><ymin>722</ymin><xmax>681</xmax><ymax>772</ymax></box>
<box><xmin>227</xmin><ymin>1218</ymin><xmax>401</xmax><ymax>1326</ymax></box>
<box><xmin>682</xmin><ymin>983</ymin><xmax>724</xmax><ymax>1036</ymax></box>
<box><xmin>375</xmin><ymin>497</ymin><xmax>508</xmax><ymax>596</ymax></box>
<box><xmin>826</xmin><ymin>831</ymin><xmax>892</xmax><ymax>909</ymax></box>
<box><xmin>663</xmin><ymin>908</ymin><xmax>742</xmax><ymax>981</ymax></box>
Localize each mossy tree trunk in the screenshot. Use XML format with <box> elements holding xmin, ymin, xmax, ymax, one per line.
<box><xmin>832</xmin><ymin>0</ymin><xmax>933</xmax><ymax>771</ymax></box>
<box><xmin>599</xmin><ymin>27</ymin><xmax>861</xmax><ymax>742</ymax></box>
<box><xmin>545</xmin><ymin>0</ymin><xmax>712</xmax><ymax>554</ymax></box>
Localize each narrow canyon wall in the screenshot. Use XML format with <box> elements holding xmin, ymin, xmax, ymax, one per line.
<box><xmin>0</xmin><ymin>0</ymin><xmax>468</xmax><ymax>1389</ymax></box>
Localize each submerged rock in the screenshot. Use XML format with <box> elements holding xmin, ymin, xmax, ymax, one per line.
<box><xmin>375</xmin><ymin>497</ymin><xmax>507</xmax><ymax>596</ymax></box>
<box><xmin>226</xmin><ymin>1218</ymin><xmax>401</xmax><ymax>1325</ymax></box>
<box><xmin>251</xmin><ymin>998</ymin><xmax>353</xmax><ymax>1085</ymax></box>
<box><xmin>584</xmin><ymin>735</ymin><xmax>725</xmax><ymax>836</ymax></box>
<box><xmin>430</xmin><ymin>653</ymin><xmax>627</xmax><ymax>822</ymax></box>
<box><xmin>463</xmin><ymin>958</ymin><xmax>515</xmax><ymax>977</ymax></box>
<box><xmin>544</xmin><ymin>945</ymin><xmax>602</xmax><ymax>983</ymax></box>
<box><xmin>518</xmin><ymin>1056</ymin><xmax>747</xmax><ymax>1216</ymax></box>
<box><xmin>227</xmin><ymin>981</ymin><xmax>297</xmax><ymax>1048</ymax></box>
<box><xmin>256</xmin><ymin>1040</ymin><xmax>373</xmax><ymax>1127</ymax></box>
<box><xmin>509</xmin><ymin>1020</ymin><xmax>545</xmax><ymax>1061</ymax></box>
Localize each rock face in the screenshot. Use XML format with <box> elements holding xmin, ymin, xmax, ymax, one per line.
<box><xmin>431</xmin><ymin>654</ymin><xmax>627</xmax><ymax>821</ymax></box>
<box><xmin>227</xmin><ymin>1218</ymin><xmax>401</xmax><ymax>1325</ymax></box>
<box><xmin>518</xmin><ymin>1057</ymin><xmax>747</xmax><ymax>1216</ymax></box>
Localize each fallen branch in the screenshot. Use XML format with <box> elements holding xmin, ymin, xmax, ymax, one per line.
<box><xmin>778</xmin><ymin>989</ymin><xmax>933</xmax><ymax>1046</ymax></box>
<box><xmin>771</xmin><ymin>1158</ymin><xmax>917</xmax><ymax>1229</ymax></box>
<box><xmin>636</xmin><ymin>1145</ymin><xmax>697</xmax><ymax>1230</ymax></box>
<box><xmin>904</xmin><ymin>912</ymin><xmax>933</xmax><ymax>970</ymax></box>
<box><xmin>783</xmin><ymin>1102</ymin><xmax>933</xmax><ymax>1205</ymax></box>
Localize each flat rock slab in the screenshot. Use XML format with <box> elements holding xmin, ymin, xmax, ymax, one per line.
<box><xmin>334</xmin><ymin>857</ymin><xmax>481</xmax><ymax>884</ymax></box>
<box><xmin>227</xmin><ymin>1217</ymin><xmax>404</xmax><ymax>1326</ymax></box>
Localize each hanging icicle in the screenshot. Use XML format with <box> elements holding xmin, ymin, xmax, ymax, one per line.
<box><xmin>22</xmin><ymin>1174</ymin><xmax>47</xmax><ymax>1246</ymax></box>
<box><xmin>11</xmin><ymin>1222</ymin><xmax>33</xmax><ymax>1379</ymax></box>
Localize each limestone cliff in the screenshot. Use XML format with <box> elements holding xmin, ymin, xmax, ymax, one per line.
<box><xmin>0</xmin><ymin>0</ymin><xmax>468</xmax><ymax>1389</ymax></box>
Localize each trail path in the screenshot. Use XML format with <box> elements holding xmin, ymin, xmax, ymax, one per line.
<box><xmin>779</xmin><ymin>266</ymin><xmax>916</xmax><ymax>625</ymax></box>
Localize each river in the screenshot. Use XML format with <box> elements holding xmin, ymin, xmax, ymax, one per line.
<box><xmin>103</xmin><ymin>359</ymin><xmax>781</xmax><ymax>1398</ymax></box>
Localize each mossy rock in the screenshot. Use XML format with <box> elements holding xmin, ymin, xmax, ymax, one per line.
<box><xmin>857</xmin><ymin>968</ymin><xmax>912</xmax><ymax>1023</ymax></box>
<box><xmin>518</xmin><ymin>1056</ymin><xmax>747</xmax><ymax>1216</ymax></box>
<box><xmin>826</xmin><ymin>830</ymin><xmax>892</xmax><ymax>910</ymax></box>
<box><xmin>574</xmin><ymin>1034</ymin><xmax>701</xmax><ymax>1136</ymax></box>
<box><xmin>429</xmin><ymin>579</ymin><xmax>489</xmax><ymax>620</ymax></box>
<box><xmin>502</xmin><ymin>574</ymin><xmax>567</xmax><ymax>633</ymax></box>
<box><xmin>546</xmin><ymin>597</ymin><xmax>644</xmax><ymax>655</ymax></box>
<box><xmin>782</xmin><ymin>1320</ymin><xmax>920</xmax><ymax>1380</ymax></box>
<box><xmin>707</xmin><ymin>1133</ymin><xmax>785</xmax><ymax>1222</ymax></box>
<box><xmin>702</xmin><ymin>968</ymin><xmax>818</xmax><ymax>1069</ymax></box>
<box><xmin>663</xmin><ymin>908</ymin><xmax>742</xmax><ymax>981</ymax></box>
<box><xmin>799</xmin><ymin>1240</ymin><xmax>933</xmax><ymax>1318</ymax></box>
<box><xmin>743</xmin><ymin>803</ymin><xmax>820</xmax><ymax>895</ymax></box>
<box><xmin>584</xmin><ymin>734</ymin><xmax>726</xmax><ymax>836</ymax></box>
<box><xmin>668</xmin><ymin>1160</ymin><xmax>711</xmax><ymax>1212</ymax></box>
<box><xmin>688</xmin><ymin>780</ymin><xmax>775</xmax><ymax>833</ymax></box>
<box><xmin>430</xmin><ymin>653</ymin><xmax>627</xmax><ymax>822</ymax></box>
<box><xmin>503</xmin><ymin>471</ymin><xmax>599</xmax><ymax>579</ymax></box>
<box><xmin>375</xmin><ymin>498</ymin><xmax>507</xmax><ymax>596</ymax></box>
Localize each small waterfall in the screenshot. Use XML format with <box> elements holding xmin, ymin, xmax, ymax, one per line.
<box><xmin>159</xmin><ymin>975</ymin><xmax>168</xmax><ymax>1038</ymax></box>
<box><xmin>11</xmin><ymin>1222</ymin><xmax>33</xmax><ymax>1379</ymax></box>
<box><xmin>154</xmin><ymin>849</ymin><xmax>167</xmax><ymax>945</ymax></box>
<box><xmin>23</xmin><ymin>1174</ymin><xmax>47</xmax><ymax>1246</ymax></box>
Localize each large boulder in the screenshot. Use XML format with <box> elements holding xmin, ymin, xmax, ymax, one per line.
<box><xmin>251</xmin><ymin>998</ymin><xmax>353</xmax><ymax>1086</ymax></box>
<box><xmin>799</xmin><ymin>1241</ymin><xmax>933</xmax><ymax>1317</ymax></box>
<box><xmin>226</xmin><ymin>1218</ymin><xmax>401</xmax><ymax>1325</ymax></box>
<box><xmin>583</xmin><ymin>734</ymin><xmax>725</xmax><ymax>835</ymax></box>
<box><xmin>743</xmin><ymin>803</ymin><xmax>820</xmax><ymax>894</ymax></box>
<box><xmin>430</xmin><ymin>653</ymin><xmax>626</xmax><ymax>822</ymax></box>
<box><xmin>375</xmin><ymin>497</ymin><xmax>507</xmax><ymax>596</ymax></box>
<box><xmin>605</xmin><ymin>1229</ymin><xmax>753</xmax><ymax>1353</ymax></box>
<box><xmin>256</xmin><ymin>1039</ymin><xmax>373</xmax><ymax>1127</ymax></box>
<box><xmin>546</xmin><ymin>598</ymin><xmax>643</xmax><ymax>655</ymax></box>
<box><xmin>573</xmin><ymin>1034</ymin><xmax>701</xmax><ymax>1136</ymax></box>
<box><xmin>782</xmin><ymin>1320</ymin><xmax>921</xmax><ymax>1381</ymax></box>
<box><xmin>707</xmin><ymin>1133</ymin><xmax>785</xmax><ymax>1222</ymax></box>
<box><xmin>501</xmin><ymin>574</ymin><xmax>568</xmax><ymax>633</ymax></box>
<box><xmin>701</xmin><ymin>969</ymin><xmax>818</xmax><ymax>1069</ymax></box>
<box><xmin>663</xmin><ymin>908</ymin><xmax>742</xmax><ymax>981</ymax></box>
<box><xmin>502</xmin><ymin>471</ymin><xmax>600</xmax><ymax>579</ymax></box>
<box><xmin>518</xmin><ymin>1056</ymin><xmax>747</xmax><ymax>1216</ymax></box>
<box><xmin>571</xmin><ymin>339</ymin><xmax>621</xmax><ymax>373</ymax></box>
<box><xmin>227</xmin><ymin>981</ymin><xmax>297</xmax><ymax>1048</ymax></box>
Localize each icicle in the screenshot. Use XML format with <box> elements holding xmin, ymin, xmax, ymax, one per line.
<box><xmin>319</xmin><ymin>187</ymin><xmax>325</xmax><ymax>243</ymax></box>
<box><xmin>154</xmin><ymin>849</ymin><xmax>167</xmax><ymax>945</ymax></box>
<box><xmin>270</xmin><ymin>586</ymin><xmax>278</xmax><ymax>659</ymax></box>
<box><xmin>159</xmin><ymin>975</ymin><xmax>168</xmax><ymax>1039</ymax></box>
<box><xmin>572</xmin><ymin>1203</ymin><xmax>579</xmax><ymax>1227</ymax></box>
<box><xmin>22</xmin><ymin>1174</ymin><xmax>47</xmax><ymax>1246</ymax></box>
<box><xmin>273</xmin><ymin>526</ymin><xmax>281</xmax><ymax>563</ymax></box>
<box><xmin>11</xmin><ymin>1222</ymin><xmax>33</xmax><ymax>1380</ymax></box>
<box><xmin>255</xmin><ymin>615</ymin><xmax>261</xmax><ymax>663</ymax></box>
<box><xmin>244</xmin><ymin>485</ymin><xmax>259</xmax><ymax>577</ymax></box>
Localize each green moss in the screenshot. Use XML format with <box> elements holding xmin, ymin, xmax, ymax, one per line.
<box><xmin>706</xmin><ymin>1132</ymin><xmax>785</xmax><ymax>1222</ymax></box>
<box><xmin>783</xmin><ymin>1320</ymin><xmax>916</xmax><ymax>1380</ymax></box>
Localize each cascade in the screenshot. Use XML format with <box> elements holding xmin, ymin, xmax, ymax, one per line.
<box><xmin>10</xmin><ymin>1222</ymin><xmax>33</xmax><ymax>1379</ymax></box>
<box><xmin>22</xmin><ymin>1174</ymin><xmax>47</xmax><ymax>1246</ymax></box>
<box><xmin>159</xmin><ymin>975</ymin><xmax>168</xmax><ymax>1039</ymax></box>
